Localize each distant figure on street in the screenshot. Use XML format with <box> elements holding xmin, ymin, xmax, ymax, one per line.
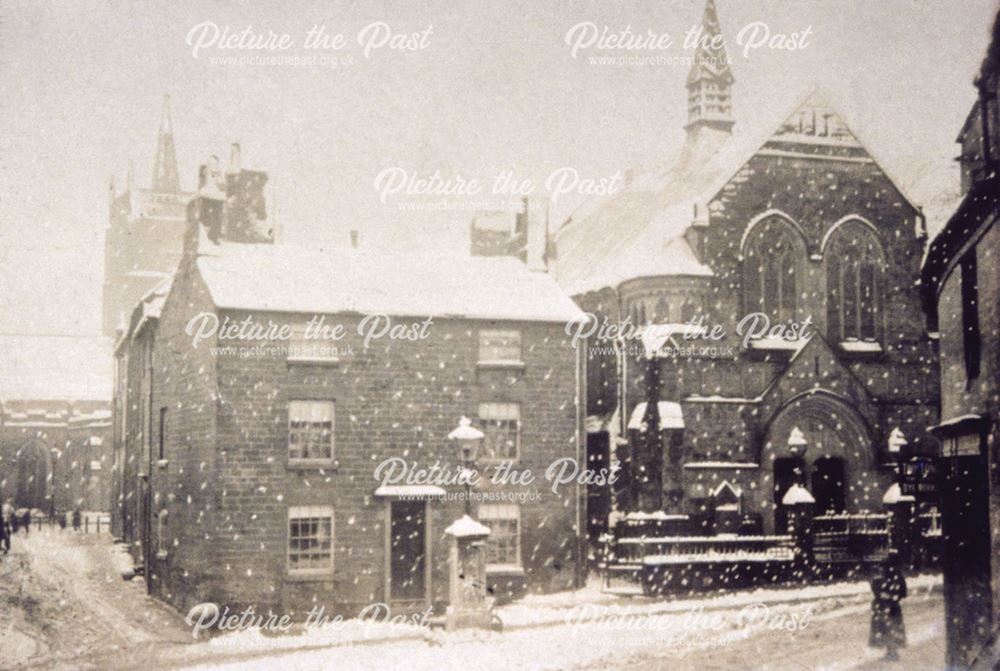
<box><xmin>0</xmin><ymin>506</ymin><xmax>9</xmax><ymax>555</ymax></box>
<box><xmin>58</xmin><ymin>511</ymin><xmax>67</xmax><ymax>530</ymax></box>
<box><xmin>72</xmin><ymin>507</ymin><xmax>82</xmax><ymax>532</ymax></box>
<box><xmin>869</xmin><ymin>554</ymin><xmax>907</xmax><ymax>661</ymax></box>
<box><xmin>22</xmin><ymin>510</ymin><xmax>30</xmax><ymax>535</ymax></box>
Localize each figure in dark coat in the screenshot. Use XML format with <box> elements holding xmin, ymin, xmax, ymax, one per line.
<box><xmin>869</xmin><ymin>559</ymin><xmax>907</xmax><ymax>660</ymax></box>
<box><xmin>22</xmin><ymin>510</ymin><xmax>30</xmax><ymax>535</ymax></box>
<box><xmin>72</xmin><ymin>508</ymin><xmax>82</xmax><ymax>532</ymax></box>
<box><xmin>0</xmin><ymin>508</ymin><xmax>9</xmax><ymax>555</ymax></box>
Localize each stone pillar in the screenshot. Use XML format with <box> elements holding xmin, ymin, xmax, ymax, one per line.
<box><xmin>445</xmin><ymin>515</ymin><xmax>493</xmax><ymax>631</ymax></box>
<box><xmin>782</xmin><ymin>484</ymin><xmax>815</xmax><ymax>580</ymax></box>
<box><xmin>883</xmin><ymin>483</ymin><xmax>917</xmax><ymax>568</ymax></box>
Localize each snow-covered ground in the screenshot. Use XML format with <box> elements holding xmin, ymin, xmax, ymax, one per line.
<box><xmin>0</xmin><ymin>529</ymin><xmax>945</xmax><ymax>671</ymax></box>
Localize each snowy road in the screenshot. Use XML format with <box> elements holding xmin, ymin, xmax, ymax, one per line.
<box><xmin>0</xmin><ymin>530</ymin><xmax>945</xmax><ymax>671</ymax></box>
<box><xmin>0</xmin><ymin>528</ymin><xmax>190</xmax><ymax>670</ymax></box>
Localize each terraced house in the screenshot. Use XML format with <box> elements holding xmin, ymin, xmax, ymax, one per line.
<box><xmin>112</xmin><ymin>155</ymin><xmax>586</xmax><ymax>616</ymax></box>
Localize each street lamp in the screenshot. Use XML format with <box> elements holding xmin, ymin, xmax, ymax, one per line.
<box><xmin>888</xmin><ymin>427</ymin><xmax>908</xmax><ymax>489</ymax></box>
<box><xmin>788</xmin><ymin>427</ymin><xmax>808</xmax><ymax>486</ymax></box>
<box><xmin>449</xmin><ymin>417</ymin><xmax>484</xmax><ymax>516</ymax></box>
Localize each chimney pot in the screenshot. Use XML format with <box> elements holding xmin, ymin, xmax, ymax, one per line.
<box><xmin>229</xmin><ymin>143</ymin><xmax>242</xmax><ymax>173</ymax></box>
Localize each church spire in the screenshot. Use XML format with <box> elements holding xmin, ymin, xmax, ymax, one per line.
<box><xmin>152</xmin><ymin>94</ymin><xmax>180</xmax><ymax>193</ymax></box>
<box><xmin>685</xmin><ymin>0</ymin><xmax>735</xmax><ymax>134</ymax></box>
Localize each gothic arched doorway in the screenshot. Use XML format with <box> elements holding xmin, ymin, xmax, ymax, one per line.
<box><xmin>14</xmin><ymin>439</ymin><xmax>52</xmax><ymax>510</ymax></box>
<box><xmin>760</xmin><ymin>391</ymin><xmax>877</xmax><ymax>533</ymax></box>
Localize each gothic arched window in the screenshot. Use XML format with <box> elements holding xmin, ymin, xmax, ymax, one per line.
<box><xmin>655</xmin><ymin>296</ymin><xmax>671</xmax><ymax>323</ymax></box>
<box><xmin>680</xmin><ymin>300</ymin><xmax>698</xmax><ymax>323</ymax></box>
<box><xmin>825</xmin><ymin>221</ymin><xmax>885</xmax><ymax>343</ymax></box>
<box><xmin>743</xmin><ymin>217</ymin><xmax>804</xmax><ymax>323</ymax></box>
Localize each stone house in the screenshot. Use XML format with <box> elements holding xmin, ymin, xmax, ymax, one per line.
<box><xmin>112</xmin><ymin>159</ymin><xmax>586</xmax><ymax>616</ymax></box>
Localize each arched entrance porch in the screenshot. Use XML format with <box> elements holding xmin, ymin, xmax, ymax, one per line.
<box><xmin>758</xmin><ymin>391</ymin><xmax>881</xmax><ymax>533</ymax></box>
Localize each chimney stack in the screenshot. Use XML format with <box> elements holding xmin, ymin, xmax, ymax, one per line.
<box><xmin>228</xmin><ymin>143</ymin><xmax>242</xmax><ymax>174</ymax></box>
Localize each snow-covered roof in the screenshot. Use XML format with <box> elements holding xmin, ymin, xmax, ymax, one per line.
<box><xmin>683</xmin><ymin>461</ymin><xmax>758</xmax><ymax>470</ymax></box>
<box><xmin>555</xmin><ymin>89</ymin><xmax>920</xmax><ymax>297</ymax></box>
<box><xmin>195</xmin><ymin>242</ymin><xmax>584</xmax><ymax>324</ymax></box>
<box><xmin>0</xmin><ymin>335</ymin><xmax>113</xmax><ymax>401</ymax></box>
<box><xmin>882</xmin><ymin>483</ymin><xmax>916</xmax><ymax>505</ymax></box>
<box><xmin>444</xmin><ymin>514</ymin><xmax>492</xmax><ymax>538</ymax></box>
<box><xmin>627</xmin><ymin>401</ymin><xmax>685</xmax><ymax>431</ymax></box>
<box><xmin>781</xmin><ymin>484</ymin><xmax>816</xmax><ymax>505</ymax></box>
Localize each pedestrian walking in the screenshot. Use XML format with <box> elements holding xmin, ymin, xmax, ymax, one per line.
<box><xmin>72</xmin><ymin>507</ymin><xmax>82</xmax><ymax>532</ymax></box>
<box><xmin>22</xmin><ymin>510</ymin><xmax>30</xmax><ymax>536</ymax></box>
<box><xmin>58</xmin><ymin>511</ymin><xmax>67</xmax><ymax>530</ymax></box>
<box><xmin>0</xmin><ymin>506</ymin><xmax>9</xmax><ymax>555</ymax></box>
<box><xmin>869</xmin><ymin>553</ymin><xmax>907</xmax><ymax>661</ymax></box>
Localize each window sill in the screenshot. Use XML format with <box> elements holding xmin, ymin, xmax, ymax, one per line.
<box><xmin>287</xmin><ymin>357</ymin><xmax>340</xmax><ymax>367</ymax></box>
<box><xmin>476</xmin><ymin>360</ymin><xmax>526</xmax><ymax>371</ymax></box>
<box><xmin>486</xmin><ymin>564</ymin><xmax>526</xmax><ymax>576</ymax></box>
<box><xmin>156</xmin><ymin>459</ymin><xmax>169</xmax><ymax>469</ymax></box>
<box><xmin>155</xmin><ymin>550</ymin><xmax>169</xmax><ymax>560</ymax></box>
<box><xmin>285</xmin><ymin>571</ymin><xmax>336</xmax><ymax>583</ymax></box>
<box><xmin>287</xmin><ymin>460</ymin><xmax>337</xmax><ymax>471</ymax></box>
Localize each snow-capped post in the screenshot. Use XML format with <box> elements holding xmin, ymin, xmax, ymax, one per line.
<box><xmin>782</xmin><ymin>484</ymin><xmax>815</xmax><ymax>581</ymax></box>
<box><xmin>783</xmin><ymin>428</ymin><xmax>814</xmax><ymax>579</ymax></box>
<box><xmin>885</xmin><ymin>427</ymin><xmax>916</xmax><ymax>567</ymax></box>
<box><xmin>444</xmin><ymin>417</ymin><xmax>494</xmax><ymax>631</ymax></box>
<box><xmin>444</xmin><ymin>515</ymin><xmax>493</xmax><ymax>631</ymax></box>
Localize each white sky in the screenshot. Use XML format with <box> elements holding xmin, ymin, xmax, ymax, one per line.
<box><xmin>0</xmin><ymin>0</ymin><xmax>995</xmax><ymax>336</ymax></box>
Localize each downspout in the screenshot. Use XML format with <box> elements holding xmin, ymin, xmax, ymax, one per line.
<box><xmin>574</xmin><ymin>332</ymin><xmax>586</xmax><ymax>588</ymax></box>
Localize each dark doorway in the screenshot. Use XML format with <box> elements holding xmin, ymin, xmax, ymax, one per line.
<box><xmin>586</xmin><ymin>433</ymin><xmax>611</xmax><ymax>546</ymax></box>
<box><xmin>389</xmin><ymin>500</ymin><xmax>427</xmax><ymax>602</ymax></box>
<box><xmin>811</xmin><ymin>457</ymin><xmax>846</xmax><ymax>515</ymax></box>
<box><xmin>15</xmin><ymin>442</ymin><xmax>50</xmax><ymax>510</ymax></box>
<box><xmin>773</xmin><ymin>457</ymin><xmax>799</xmax><ymax>532</ymax></box>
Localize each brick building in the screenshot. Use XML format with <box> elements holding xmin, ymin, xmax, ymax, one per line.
<box><xmin>112</xmin><ymin>157</ymin><xmax>585</xmax><ymax>616</ymax></box>
<box><xmin>546</xmin><ymin>0</ymin><xmax>940</xmax><ymax>535</ymax></box>
<box><xmin>0</xmin><ymin>335</ymin><xmax>113</xmax><ymax>514</ymax></box>
<box><xmin>921</xmin><ymin>9</ymin><xmax>1000</xmax><ymax>667</ymax></box>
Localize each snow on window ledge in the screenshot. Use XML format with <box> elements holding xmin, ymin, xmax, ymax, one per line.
<box><xmin>838</xmin><ymin>340</ymin><xmax>883</xmax><ymax>353</ymax></box>
<box><xmin>156</xmin><ymin>459</ymin><xmax>169</xmax><ymax>469</ymax></box>
<box><xmin>287</xmin><ymin>356</ymin><xmax>340</xmax><ymax>366</ymax></box>
<box><xmin>486</xmin><ymin>564</ymin><xmax>526</xmax><ymax>575</ymax></box>
<box><xmin>156</xmin><ymin>550</ymin><xmax>169</xmax><ymax>560</ymax></box>
<box><xmin>745</xmin><ymin>337</ymin><xmax>807</xmax><ymax>352</ymax></box>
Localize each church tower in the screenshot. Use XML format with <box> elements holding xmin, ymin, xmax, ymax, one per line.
<box><xmin>102</xmin><ymin>96</ymin><xmax>191</xmax><ymax>336</ymax></box>
<box><xmin>685</xmin><ymin>0</ymin><xmax>735</xmax><ymax>133</ymax></box>
<box><xmin>152</xmin><ymin>95</ymin><xmax>180</xmax><ymax>193</ymax></box>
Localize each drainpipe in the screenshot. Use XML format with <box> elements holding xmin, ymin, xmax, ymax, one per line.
<box><xmin>574</xmin><ymin>334</ymin><xmax>587</xmax><ymax>588</ymax></box>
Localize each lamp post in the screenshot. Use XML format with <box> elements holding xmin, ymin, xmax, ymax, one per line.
<box><xmin>448</xmin><ymin>417</ymin><xmax>484</xmax><ymax>517</ymax></box>
<box><xmin>888</xmin><ymin>427</ymin><xmax>908</xmax><ymax>489</ymax></box>
<box><xmin>444</xmin><ymin>416</ymin><xmax>492</xmax><ymax>631</ymax></box>
<box><xmin>787</xmin><ymin>426</ymin><xmax>809</xmax><ymax>487</ymax></box>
